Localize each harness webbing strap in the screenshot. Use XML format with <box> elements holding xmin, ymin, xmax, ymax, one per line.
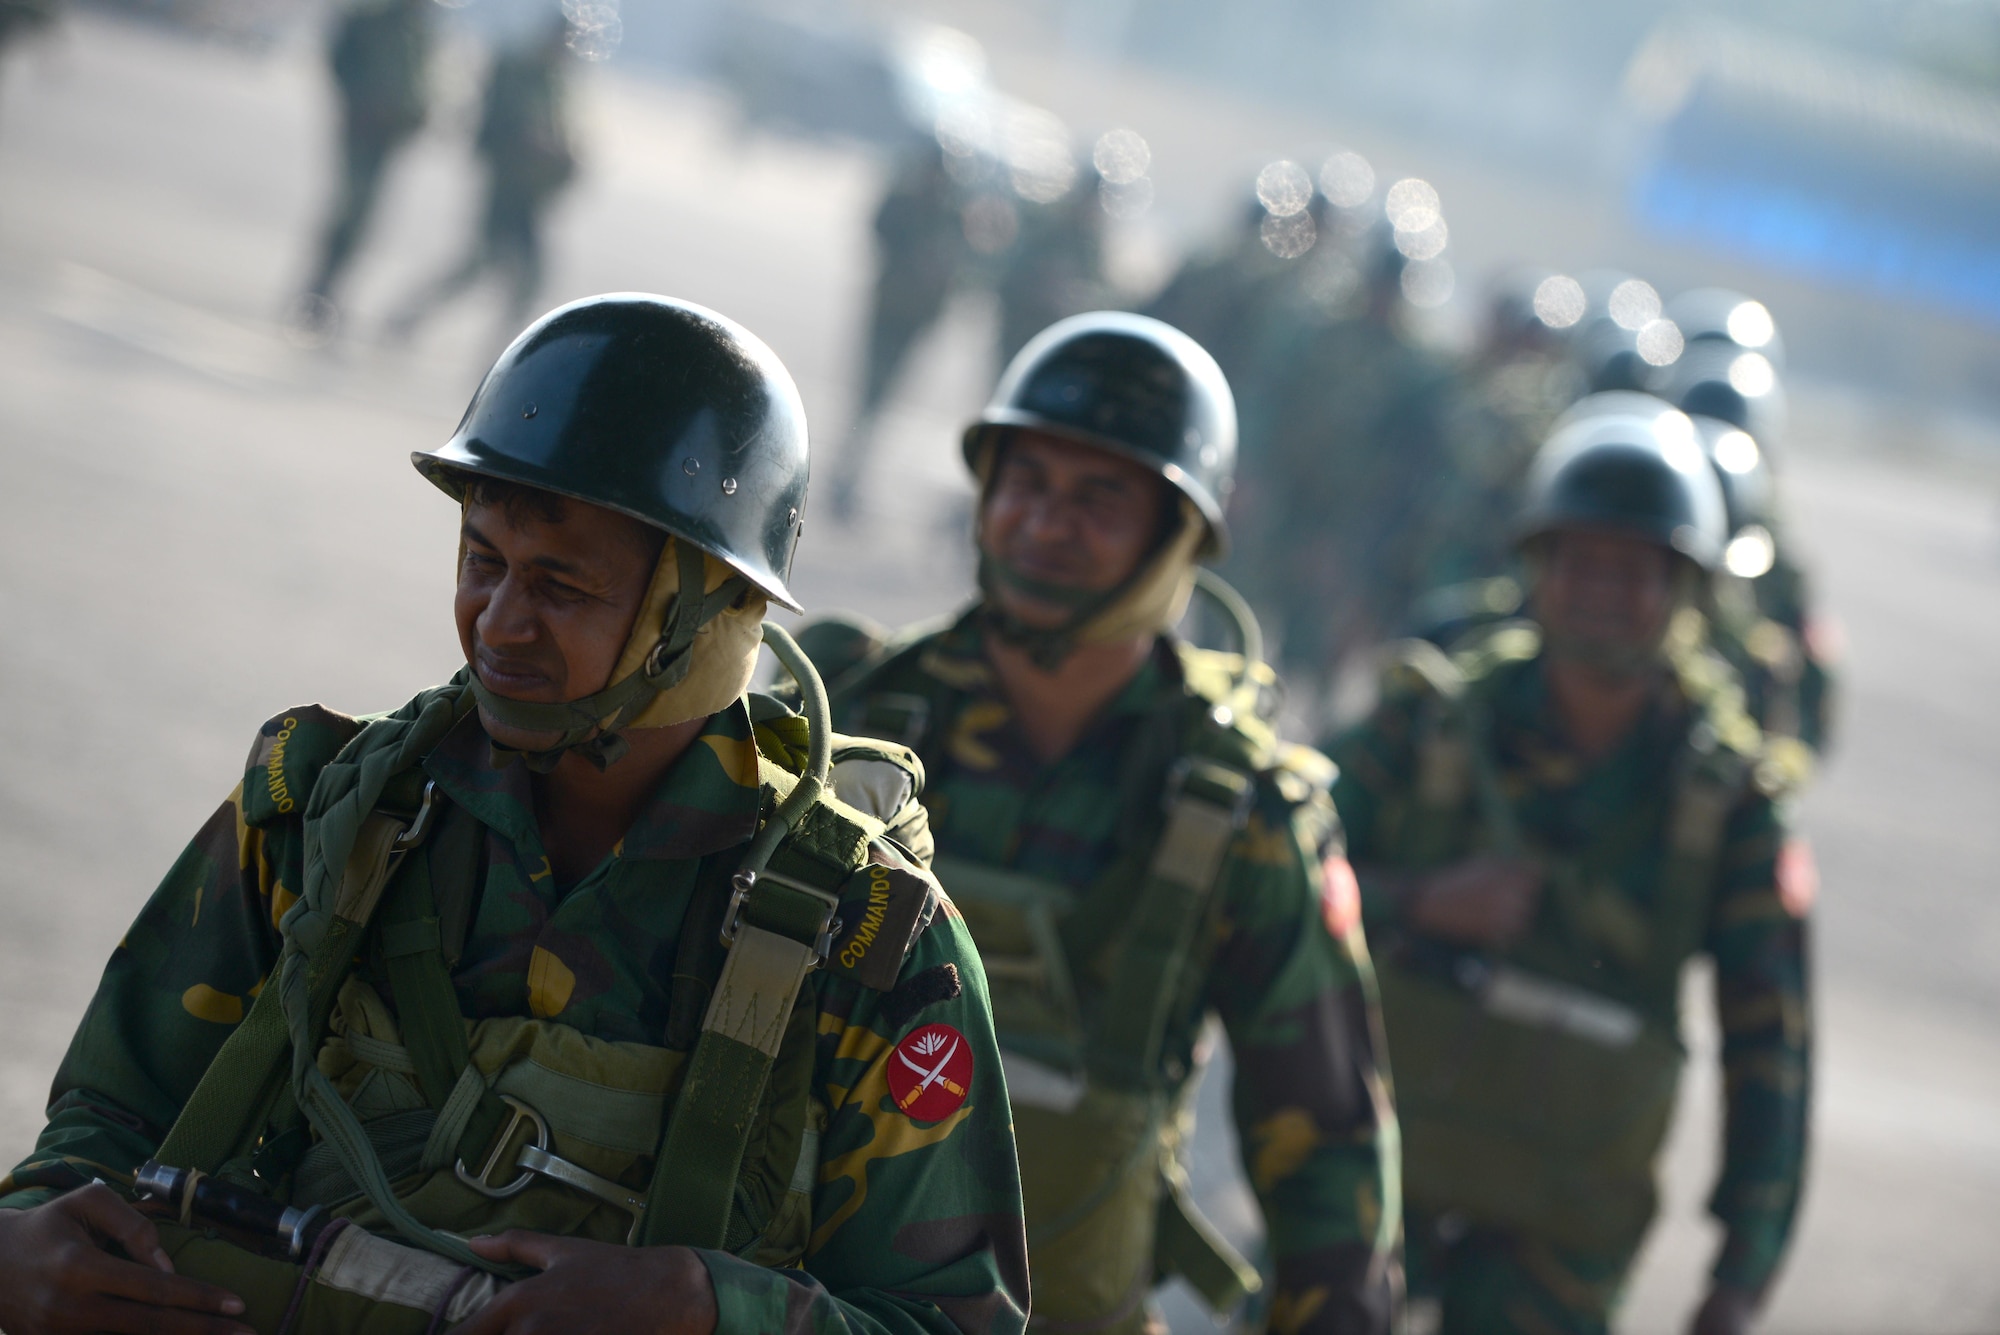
<box><xmin>639</xmin><ymin>871</ymin><xmax>836</xmax><ymax>1248</ymax></box>
<box><xmin>1086</xmin><ymin>755</ymin><xmax>1251</xmax><ymax>1093</ymax></box>
<box><xmin>154</xmin><ymin>976</ymin><xmax>293</xmax><ymax>1173</ymax></box>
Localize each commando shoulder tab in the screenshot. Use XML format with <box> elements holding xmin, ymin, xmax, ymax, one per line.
<box><xmin>822</xmin><ymin>853</ymin><xmax>941</xmax><ymax>993</ymax></box>
<box><xmin>241</xmin><ymin>704</ymin><xmax>362</xmax><ymax>827</ymax></box>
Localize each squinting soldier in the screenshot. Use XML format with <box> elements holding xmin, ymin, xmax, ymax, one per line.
<box><xmin>0</xmin><ymin>295</ymin><xmax>1028</xmax><ymax>1335</ymax></box>
<box><xmin>800</xmin><ymin>313</ymin><xmax>1402</xmax><ymax>1335</ymax></box>
<box><xmin>1329</xmin><ymin>405</ymin><xmax>1812</xmax><ymax>1335</ymax></box>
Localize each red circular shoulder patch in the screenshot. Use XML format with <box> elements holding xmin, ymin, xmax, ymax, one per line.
<box><xmin>886</xmin><ymin>1023</ymin><xmax>973</xmax><ymax>1121</ymax></box>
<box><xmin>1320</xmin><ymin>853</ymin><xmax>1361</xmax><ymax>939</ymax></box>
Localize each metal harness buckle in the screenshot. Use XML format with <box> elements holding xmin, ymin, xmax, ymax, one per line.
<box><xmin>390</xmin><ymin>780</ymin><xmax>441</xmax><ymax>852</ymax></box>
<box><xmin>720</xmin><ymin>870</ymin><xmax>842</xmax><ymax>966</ymax></box>
<box><xmin>453</xmin><ymin>1094</ymin><xmax>652</xmax><ymax>1245</ymax></box>
<box><xmin>1160</xmin><ymin>756</ymin><xmax>1255</xmax><ymax>830</ymax></box>
<box><xmin>453</xmin><ymin>1095</ymin><xmax>549</xmax><ymax>1199</ymax></box>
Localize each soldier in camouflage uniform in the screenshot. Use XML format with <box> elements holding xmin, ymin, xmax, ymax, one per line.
<box><xmin>299</xmin><ymin>0</ymin><xmax>433</xmax><ymax>327</ymax></box>
<box><xmin>993</xmin><ymin>168</ymin><xmax>1112</xmax><ymax>370</ymax></box>
<box><xmin>387</xmin><ymin>15</ymin><xmax>579</xmax><ymax>344</ymax></box>
<box><xmin>1407</xmin><ymin>269</ymin><xmax>1587</xmax><ymax>601</ymax></box>
<box><xmin>1327</xmin><ymin>407</ymin><xmax>1812</xmax><ymax>1335</ymax></box>
<box><xmin>801</xmin><ymin>314</ymin><xmax>1401</xmax><ymax>1335</ymax></box>
<box><xmin>1234</xmin><ymin>218</ymin><xmax>1459</xmax><ymax>686</ymax></box>
<box><xmin>1660</xmin><ymin>307</ymin><xmax>1837</xmax><ymax>764</ymax></box>
<box><xmin>0</xmin><ymin>295</ymin><xmax>1028</xmax><ymax>1335</ymax></box>
<box><xmin>826</xmin><ymin>138</ymin><xmax>973</xmax><ymax>522</ymax></box>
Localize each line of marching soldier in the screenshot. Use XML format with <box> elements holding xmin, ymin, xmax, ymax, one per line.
<box><xmin>0</xmin><ymin>158</ymin><xmax>1819</xmax><ymax>1335</ymax></box>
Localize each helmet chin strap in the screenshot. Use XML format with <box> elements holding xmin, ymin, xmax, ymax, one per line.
<box><xmin>473</xmin><ymin>541</ymin><xmax>749</xmax><ymax>772</ymax></box>
<box><xmin>975</xmin><ymin>551</ymin><xmax>1142</xmax><ymax>672</ymax></box>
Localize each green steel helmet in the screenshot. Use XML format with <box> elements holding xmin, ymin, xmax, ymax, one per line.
<box><xmin>962</xmin><ymin>311</ymin><xmax>1237</xmax><ymax>557</ymax></box>
<box><xmin>413</xmin><ymin>293</ymin><xmax>810</xmax><ymax>610</ymax></box>
<box><xmin>1659</xmin><ymin>340</ymin><xmax>1789</xmax><ymax>453</ymax></box>
<box><xmin>1515</xmin><ymin>398</ymin><xmax>1728</xmax><ymax>569</ymax></box>
<box><xmin>1665</xmin><ymin>287</ymin><xmax>1786</xmax><ymax>370</ymax></box>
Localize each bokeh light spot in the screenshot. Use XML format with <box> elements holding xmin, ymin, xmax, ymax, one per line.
<box><xmin>1608</xmin><ymin>278</ymin><xmax>1662</xmax><ymax>330</ymax></box>
<box><xmin>1729</xmin><ymin>352</ymin><xmax>1777</xmax><ymax>397</ymax></box>
<box><xmin>1092</xmin><ymin>128</ymin><xmax>1151</xmax><ymax>186</ymax></box>
<box><xmin>1533</xmin><ymin>275</ymin><xmax>1587</xmax><ymax>328</ymax></box>
<box><xmin>1318</xmin><ymin>150</ymin><xmax>1375</xmax><ymax>208</ymax></box>
<box><xmin>1636</xmin><ymin>318</ymin><xmax>1684</xmax><ymax>366</ymax></box>
<box><xmin>1384</xmin><ymin>178</ymin><xmax>1440</xmax><ymax>232</ymax></box>
<box><xmin>1255</xmin><ymin>161</ymin><xmax>1314</xmax><ymax>219</ymax></box>
<box><xmin>1726</xmin><ymin>300</ymin><xmax>1776</xmax><ymax>349</ymax></box>
<box><xmin>1714</xmin><ymin>429</ymin><xmax>1760</xmax><ymax>475</ymax></box>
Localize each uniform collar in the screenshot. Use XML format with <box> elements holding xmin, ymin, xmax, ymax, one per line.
<box><xmin>424</xmin><ymin>698</ymin><xmax>765</xmax><ymax>863</ymax></box>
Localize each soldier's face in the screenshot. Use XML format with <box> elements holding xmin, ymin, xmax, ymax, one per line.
<box><xmin>1532</xmin><ymin>530</ymin><xmax>1679</xmax><ymax>667</ymax></box>
<box><xmin>455</xmin><ymin>494</ymin><xmax>662</xmax><ymax>748</ymax></box>
<box><xmin>979</xmin><ymin>432</ymin><xmax>1168</xmax><ymax>629</ymax></box>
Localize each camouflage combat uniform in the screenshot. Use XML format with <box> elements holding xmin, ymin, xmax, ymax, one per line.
<box><xmin>817</xmin><ymin>611</ymin><xmax>1400</xmax><ymax>1335</ymax></box>
<box><xmin>1327</xmin><ymin>626</ymin><xmax>1811</xmax><ymax>1333</ymax></box>
<box><xmin>1</xmin><ymin>692</ymin><xmax>1030</xmax><ymax>1335</ymax></box>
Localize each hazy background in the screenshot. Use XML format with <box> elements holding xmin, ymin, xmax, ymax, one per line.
<box><xmin>0</xmin><ymin>1</ymin><xmax>1996</xmax><ymax>1331</ymax></box>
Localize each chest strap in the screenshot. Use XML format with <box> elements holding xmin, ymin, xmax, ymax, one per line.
<box><xmin>1085</xmin><ymin>754</ymin><xmax>1253</xmax><ymax>1093</ymax></box>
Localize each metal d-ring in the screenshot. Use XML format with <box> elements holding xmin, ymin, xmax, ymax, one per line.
<box><xmin>453</xmin><ymin>1095</ymin><xmax>550</xmax><ymax>1198</ymax></box>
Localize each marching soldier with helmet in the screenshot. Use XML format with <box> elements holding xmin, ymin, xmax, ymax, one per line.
<box><xmin>1658</xmin><ymin>308</ymin><xmax>1838</xmax><ymax>766</ymax></box>
<box><xmin>1327</xmin><ymin>405</ymin><xmax>1813</xmax><ymax>1335</ymax></box>
<box><xmin>798</xmin><ymin>313</ymin><xmax>1402</xmax><ymax>1335</ymax></box>
<box><xmin>0</xmin><ymin>295</ymin><xmax>1029</xmax><ymax>1334</ymax></box>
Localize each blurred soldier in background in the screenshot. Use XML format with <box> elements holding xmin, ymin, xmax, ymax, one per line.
<box><xmin>1328</xmin><ymin>408</ymin><xmax>1812</xmax><ymax>1335</ymax></box>
<box><xmin>0</xmin><ymin>0</ymin><xmax>57</xmax><ymax>97</ymax></box>
<box><xmin>387</xmin><ymin>12</ymin><xmax>577</xmax><ymax>344</ymax></box>
<box><xmin>1660</xmin><ymin>306</ymin><xmax>1838</xmax><ymax>764</ymax></box>
<box><xmin>797</xmin><ymin>313</ymin><xmax>1402</xmax><ymax>1335</ymax></box>
<box><xmin>994</xmin><ymin>164</ymin><xmax>1111</xmax><ymax>367</ymax></box>
<box><xmin>1233</xmin><ymin>206</ymin><xmax>1457</xmax><ymax>707</ymax></box>
<box><xmin>298</xmin><ymin>0</ymin><xmax>433</xmax><ymax>331</ymax></box>
<box><xmin>827</xmin><ymin>138</ymin><xmax>972</xmax><ymax>522</ymax></box>
<box><xmin>1144</xmin><ymin>191</ymin><xmax>1313</xmax><ymax>395</ymax></box>
<box><xmin>1409</xmin><ymin>268</ymin><xmax>1590</xmax><ymax>599</ymax></box>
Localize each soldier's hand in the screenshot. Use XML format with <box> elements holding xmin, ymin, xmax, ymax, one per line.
<box><xmin>458</xmin><ymin>1231</ymin><xmax>718</xmax><ymax>1335</ymax></box>
<box><xmin>1407</xmin><ymin>854</ymin><xmax>1543</xmax><ymax>947</ymax></box>
<box><xmin>0</xmin><ymin>1183</ymin><xmax>251</xmax><ymax>1335</ymax></box>
<box><xmin>1688</xmin><ymin>1284</ymin><xmax>1759</xmax><ymax>1335</ymax></box>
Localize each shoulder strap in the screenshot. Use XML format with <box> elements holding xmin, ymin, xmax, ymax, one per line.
<box><xmin>640</xmin><ymin>624</ymin><xmax>879</xmax><ymax>1251</ymax></box>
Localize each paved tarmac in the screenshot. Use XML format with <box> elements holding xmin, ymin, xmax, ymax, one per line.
<box><xmin>1</xmin><ymin>17</ymin><xmax>1997</xmax><ymax>1334</ymax></box>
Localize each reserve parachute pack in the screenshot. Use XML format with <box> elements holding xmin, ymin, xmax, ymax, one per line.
<box><xmin>819</xmin><ymin>574</ymin><xmax>1320</xmax><ymax>1332</ymax></box>
<box><xmin>1373</xmin><ymin>620</ymin><xmax>1774</xmax><ymax>1259</ymax></box>
<box><xmin>136</xmin><ymin>626</ymin><xmax>936</xmax><ymax>1333</ymax></box>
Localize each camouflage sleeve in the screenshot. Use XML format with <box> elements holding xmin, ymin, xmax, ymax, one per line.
<box><xmin>1325</xmin><ymin>688</ymin><xmax>1428</xmax><ymax>929</ymax></box>
<box><xmin>1205</xmin><ymin>780</ymin><xmax>1400</xmax><ymax>1335</ymax></box>
<box><xmin>0</xmin><ymin>783</ymin><xmax>291</xmax><ymax>1210</ymax></box>
<box><xmin>698</xmin><ymin>851</ymin><xmax>1029</xmax><ymax>1335</ymax></box>
<box><xmin>1702</xmin><ymin>791</ymin><xmax>1811</xmax><ymax>1297</ymax></box>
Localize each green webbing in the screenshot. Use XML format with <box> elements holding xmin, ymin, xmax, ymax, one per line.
<box><xmin>379</xmin><ymin>853</ymin><xmax>465</xmax><ymax>1111</ymax></box>
<box><xmin>638</xmin><ymin>623</ymin><xmax>836</xmax><ymax>1249</ymax></box>
<box><xmin>1085</xmin><ymin>755</ymin><xmax>1251</xmax><ymax>1093</ymax></box>
<box><xmin>154</xmin><ymin>977</ymin><xmax>294</xmax><ymax>1173</ymax></box>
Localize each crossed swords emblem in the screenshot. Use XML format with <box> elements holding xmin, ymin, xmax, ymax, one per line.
<box><xmin>895</xmin><ymin>1031</ymin><xmax>967</xmax><ymax>1111</ymax></box>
